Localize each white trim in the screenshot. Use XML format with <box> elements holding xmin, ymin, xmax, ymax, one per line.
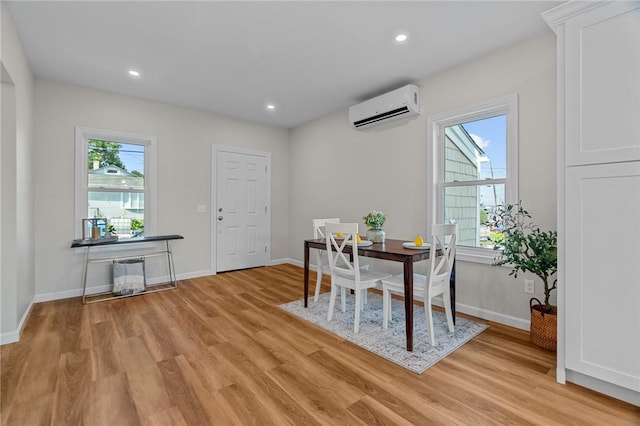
<box><xmin>282</xmin><ymin>259</ymin><xmax>529</xmax><ymax>330</ymax></box>
<box><xmin>74</xmin><ymin>126</ymin><xmax>157</xmax><ymax>239</ymax></box>
<box><xmin>211</xmin><ymin>145</ymin><xmax>272</xmax><ymax>273</ymax></box>
<box><xmin>0</xmin><ymin>330</ymin><xmax>20</xmax><ymax>345</ymax></box>
<box><xmin>430</xmin><ymin>298</ymin><xmax>529</xmax><ymax>331</ymax></box>
<box><xmin>541</xmin><ymin>1</ymin><xmax>609</xmax><ymax>32</ymax></box>
<box><xmin>555</xmin><ymin>21</ymin><xmax>567</xmax><ymax>386</ymax></box>
<box><xmin>0</xmin><ymin>300</ymin><xmax>34</xmax><ymax>345</ymax></box>
<box><xmin>15</xmin><ymin>260</ymin><xmax>529</xmax><ymax>346</ymax></box>
<box><xmin>32</xmin><ymin>269</ymin><xmax>215</xmax><ymax>304</ymax></box>
<box><xmin>566</xmin><ymin>370</ymin><xmax>640</xmax><ymax>407</ymax></box>
<box><xmin>270</xmin><ymin>257</ymin><xmax>299</xmax><ymax>266</ymax></box>
<box><xmin>456</xmin><ymin>248</ymin><xmax>499</xmax><ymax>265</ymax></box>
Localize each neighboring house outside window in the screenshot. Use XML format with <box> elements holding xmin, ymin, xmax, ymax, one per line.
<box><xmin>443</xmin><ymin>125</ymin><xmax>485</xmax><ymax>247</ymax></box>
<box><xmin>88</xmin><ymin>165</ymin><xmax>144</xmax><ymax>236</ymax></box>
<box><xmin>427</xmin><ymin>94</ymin><xmax>518</xmax><ymax>263</ymax></box>
<box><xmin>75</xmin><ymin>127</ymin><xmax>156</xmax><ymax>239</ymax></box>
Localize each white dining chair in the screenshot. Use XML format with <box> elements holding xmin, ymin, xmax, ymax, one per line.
<box><xmin>381</xmin><ymin>223</ymin><xmax>457</xmax><ymax>345</ymax></box>
<box><xmin>325</xmin><ymin>223</ymin><xmax>392</xmax><ymax>333</ymax></box>
<box><xmin>312</xmin><ymin>218</ymin><xmax>341</xmax><ymax>302</ymax></box>
<box><xmin>312</xmin><ymin>218</ymin><xmax>370</xmax><ymax>302</ymax></box>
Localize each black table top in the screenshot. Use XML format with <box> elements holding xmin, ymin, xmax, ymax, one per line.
<box><xmin>71</xmin><ymin>234</ymin><xmax>184</xmax><ymax>248</ymax></box>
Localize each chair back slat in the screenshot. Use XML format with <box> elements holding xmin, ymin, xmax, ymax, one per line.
<box><xmin>325</xmin><ymin>222</ymin><xmax>360</xmax><ymax>280</ymax></box>
<box><xmin>429</xmin><ymin>224</ymin><xmax>457</xmax><ymax>284</ymax></box>
<box><xmin>312</xmin><ymin>218</ymin><xmax>340</xmax><ymax>239</ymax></box>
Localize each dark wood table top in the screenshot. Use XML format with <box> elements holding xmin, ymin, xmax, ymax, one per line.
<box><xmin>304</xmin><ymin>238</ymin><xmax>434</xmax><ymax>262</ymax></box>
<box><xmin>71</xmin><ymin>234</ymin><xmax>184</xmax><ymax>248</ymax></box>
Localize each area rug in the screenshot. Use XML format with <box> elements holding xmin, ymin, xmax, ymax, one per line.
<box><xmin>279</xmin><ymin>292</ymin><xmax>488</xmax><ymax>374</ymax></box>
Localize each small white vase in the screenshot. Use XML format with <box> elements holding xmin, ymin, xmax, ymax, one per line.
<box><xmin>366</xmin><ymin>228</ymin><xmax>385</xmax><ymax>243</ymax></box>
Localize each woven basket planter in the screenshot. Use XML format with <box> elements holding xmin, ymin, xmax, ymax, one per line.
<box><xmin>529</xmin><ymin>298</ymin><xmax>557</xmax><ymax>351</ymax></box>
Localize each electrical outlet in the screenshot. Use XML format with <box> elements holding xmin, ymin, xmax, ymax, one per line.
<box><xmin>524</xmin><ymin>279</ymin><xmax>535</xmax><ymax>294</ymax></box>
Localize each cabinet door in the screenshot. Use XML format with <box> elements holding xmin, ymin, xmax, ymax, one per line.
<box><xmin>564</xmin><ymin>2</ymin><xmax>640</xmax><ymax>166</ymax></box>
<box><xmin>565</xmin><ymin>161</ymin><xmax>640</xmax><ymax>391</ymax></box>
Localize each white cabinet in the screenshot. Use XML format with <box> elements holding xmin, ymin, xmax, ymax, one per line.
<box><xmin>565</xmin><ymin>162</ymin><xmax>640</xmax><ymax>391</ymax></box>
<box><xmin>544</xmin><ymin>0</ymin><xmax>640</xmax><ymax>405</ymax></box>
<box><xmin>563</xmin><ymin>1</ymin><xmax>640</xmax><ymax>166</ymax></box>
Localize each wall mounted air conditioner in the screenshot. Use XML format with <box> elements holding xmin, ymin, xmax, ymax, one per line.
<box><xmin>349</xmin><ymin>84</ymin><xmax>421</xmax><ymax>131</ymax></box>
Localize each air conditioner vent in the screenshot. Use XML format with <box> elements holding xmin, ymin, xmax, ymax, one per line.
<box><xmin>352</xmin><ymin>106</ymin><xmax>412</xmax><ymax>128</ymax></box>
<box><xmin>349</xmin><ymin>84</ymin><xmax>420</xmax><ymax>131</ymax></box>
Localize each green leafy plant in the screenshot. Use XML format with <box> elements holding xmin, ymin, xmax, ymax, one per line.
<box><xmin>363</xmin><ymin>211</ymin><xmax>386</xmax><ymax>229</ymax></box>
<box><xmin>492</xmin><ymin>203</ymin><xmax>557</xmax><ymax>313</ymax></box>
<box><xmin>130</xmin><ymin>218</ymin><xmax>144</xmax><ymax>231</ymax></box>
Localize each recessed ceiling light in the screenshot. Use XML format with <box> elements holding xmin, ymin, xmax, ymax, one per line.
<box><xmin>266</xmin><ymin>104</ymin><xmax>276</xmax><ymax>110</ymax></box>
<box><xmin>395</xmin><ymin>34</ymin><xmax>408</xmax><ymax>42</ymax></box>
<box><xmin>128</xmin><ymin>70</ymin><xmax>140</xmax><ymax>77</ymax></box>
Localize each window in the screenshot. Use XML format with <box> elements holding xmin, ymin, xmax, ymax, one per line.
<box><xmin>75</xmin><ymin>127</ymin><xmax>156</xmax><ymax>239</ymax></box>
<box><xmin>427</xmin><ymin>94</ymin><xmax>518</xmax><ymax>263</ymax></box>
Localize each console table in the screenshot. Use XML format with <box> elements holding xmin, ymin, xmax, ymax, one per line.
<box><xmin>71</xmin><ymin>234</ymin><xmax>183</xmax><ymax>304</ymax></box>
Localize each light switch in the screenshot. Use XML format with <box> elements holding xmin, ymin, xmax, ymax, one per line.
<box><xmin>197</xmin><ymin>204</ymin><xmax>206</xmax><ymax>213</ymax></box>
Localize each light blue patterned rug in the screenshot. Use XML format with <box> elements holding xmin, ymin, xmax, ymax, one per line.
<box><xmin>279</xmin><ymin>292</ymin><xmax>488</xmax><ymax>374</ymax></box>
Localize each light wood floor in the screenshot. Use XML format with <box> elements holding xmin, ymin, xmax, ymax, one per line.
<box><xmin>1</xmin><ymin>264</ymin><xmax>638</xmax><ymax>425</ymax></box>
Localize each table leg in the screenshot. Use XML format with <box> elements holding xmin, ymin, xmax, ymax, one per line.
<box><xmin>450</xmin><ymin>258</ymin><xmax>456</xmax><ymax>324</ymax></box>
<box><xmin>82</xmin><ymin>247</ymin><xmax>90</xmax><ymax>304</ymax></box>
<box><xmin>403</xmin><ymin>258</ymin><xmax>414</xmax><ymax>352</ymax></box>
<box><xmin>166</xmin><ymin>240</ymin><xmax>178</xmax><ymax>288</ymax></box>
<box><xmin>304</xmin><ymin>241</ymin><xmax>310</xmax><ymax>307</ymax></box>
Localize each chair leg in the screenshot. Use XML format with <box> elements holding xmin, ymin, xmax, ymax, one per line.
<box><xmin>327</xmin><ymin>283</ymin><xmax>337</xmax><ymax>322</ymax></box>
<box><xmin>340</xmin><ymin>287</ymin><xmax>347</xmax><ymax>312</ymax></box>
<box><xmin>354</xmin><ymin>288</ymin><xmax>361</xmax><ymax>333</ymax></box>
<box><xmin>425</xmin><ymin>301</ymin><xmax>435</xmax><ymax>346</ymax></box>
<box><xmin>382</xmin><ymin>287</ymin><xmax>390</xmax><ymax>329</ymax></box>
<box><xmin>443</xmin><ymin>289</ymin><xmax>455</xmax><ymax>333</ymax></box>
<box><xmin>314</xmin><ymin>270</ymin><xmax>322</xmax><ymax>302</ymax></box>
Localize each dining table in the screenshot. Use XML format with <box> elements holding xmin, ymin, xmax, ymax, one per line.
<box><xmin>303</xmin><ymin>238</ymin><xmax>455</xmax><ymax>352</ymax></box>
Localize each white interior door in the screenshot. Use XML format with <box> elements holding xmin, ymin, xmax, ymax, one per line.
<box><xmin>214</xmin><ymin>148</ymin><xmax>269</xmax><ymax>272</ymax></box>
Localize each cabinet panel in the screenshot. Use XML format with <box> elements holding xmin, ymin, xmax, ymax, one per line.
<box><xmin>565</xmin><ymin>3</ymin><xmax>640</xmax><ymax>166</ymax></box>
<box><xmin>565</xmin><ymin>162</ymin><xmax>640</xmax><ymax>391</ymax></box>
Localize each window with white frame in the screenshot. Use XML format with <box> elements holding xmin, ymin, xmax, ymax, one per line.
<box><xmin>427</xmin><ymin>94</ymin><xmax>518</xmax><ymax>263</ymax></box>
<box><xmin>75</xmin><ymin>127</ymin><xmax>156</xmax><ymax>239</ymax></box>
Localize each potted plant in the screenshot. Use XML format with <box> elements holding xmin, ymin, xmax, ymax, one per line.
<box><xmin>363</xmin><ymin>210</ymin><xmax>386</xmax><ymax>243</ymax></box>
<box><xmin>492</xmin><ymin>203</ymin><xmax>558</xmax><ymax>351</ymax></box>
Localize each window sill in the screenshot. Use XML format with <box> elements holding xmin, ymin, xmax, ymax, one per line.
<box><xmin>455</xmin><ymin>247</ymin><xmax>500</xmax><ymax>265</ymax></box>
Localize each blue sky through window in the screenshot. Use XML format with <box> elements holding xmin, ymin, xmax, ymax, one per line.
<box><xmin>461</xmin><ymin>114</ymin><xmax>507</xmax><ymax>209</ymax></box>
<box><xmin>119</xmin><ymin>143</ymin><xmax>145</xmax><ymax>175</ymax></box>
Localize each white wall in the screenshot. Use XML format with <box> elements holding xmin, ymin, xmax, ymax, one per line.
<box><xmin>33</xmin><ymin>79</ymin><xmax>290</xmax><ymax>298</ymax></box>
<box><xmin>1</xmin><ymin>3</ymin><xmax>36</xmax><ymax>343</ymax></box>
<box><xmin>6</xmin><ymin>17</ymin><xmax>555</xmax><ymax>337</ymax></box>
<box><xmin>289</xmin><ymin>33</ymin><xmax>557</xmax><ymax>327</ymax></box>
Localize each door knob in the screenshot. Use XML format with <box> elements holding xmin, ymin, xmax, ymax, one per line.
<box><xmin>218</xmin><ymin>216</ymin><xmax>224</xmax><ymax>221</ymax></box>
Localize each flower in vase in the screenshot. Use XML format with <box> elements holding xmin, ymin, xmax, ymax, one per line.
<box><xmin>363</xmin><ymin>210</ymin><xmax>386</xmax><ymax>229</ymax></box>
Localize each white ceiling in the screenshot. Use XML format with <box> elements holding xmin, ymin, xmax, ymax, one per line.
<box><xmin>5</xmin><ymin>1</ymin><xmax>562</xmax><ymax>129</ymax></box>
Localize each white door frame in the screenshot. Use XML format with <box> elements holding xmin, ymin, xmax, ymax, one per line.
<box><xmin>211</xmin><ymin>145</ymin><xmax>271</xmax><ymax>273</ymax></box>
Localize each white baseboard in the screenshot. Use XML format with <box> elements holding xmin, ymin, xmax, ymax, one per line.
<box><xmin>0</xmin><ymin>300</ymin><xmax>35</xmax><ymax>345</ymax></box>
<box><xmin>33</xmin><ymin>269</ymin><xmax>215</xmax><ymax>303</ymax></box>
<box><xmin>566</xmin><ymin>369</ymin><xmax>640</xmax><ymax>407</ymax></box>
<box><xmin>0</xmin><ymin>330</ymin><xmax>20</xmax><ymax>345</ymax></box>
<box><xmin>277</xmin><ymin>257</ymin><xmax>309</xmax><ymax>269</ymax></box>
<box><xmin>175</xmin><ymin>269</ymin><xmax>215</xmax><ymax>281</ymax></box>
<box><xmin>430</xmin><ymin>298</ymin><xmax>529</xmax><ymax>331</ymax></box>
<box><xmin>270</xmin><ymin>257</ymin><xmax>299</xmax><ymax>266</ymax></box>
<box><xmin>12</xmin><ymin>261</ymin><xmax>528</xmax><ymax>344</ymax></box>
